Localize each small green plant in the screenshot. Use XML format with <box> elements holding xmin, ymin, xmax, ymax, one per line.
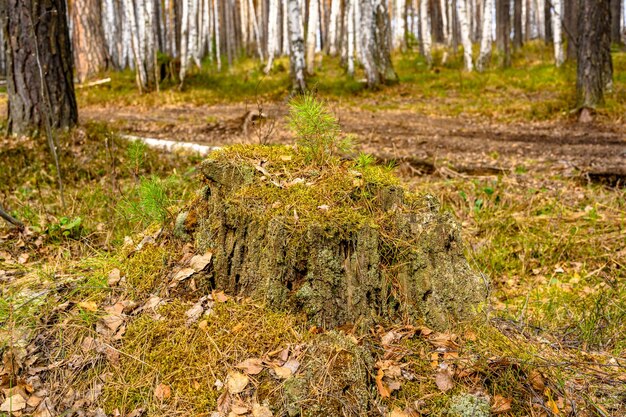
<box><xmin>119</xmin><ymin>176</ymin><xmax>173</xmax><ymax>229</ymax></box>
<box><xmin>355</xmin><ymin>152</ymin><xmax>375</xmax><ymax>169</ymax></box>
<box><xmin>288</xmin><ymin>94</ymin><xmax>351</xmax><ymax>166</ymax></box>
<box><xmin>47</xmin><ymin>216</ymin><xmax>84</xmax><ymax>240</ymax></box>
<box><xmin>127</xmin><ymin>140</ymin><xmax>148</xmax><ymax>177</ymax></box>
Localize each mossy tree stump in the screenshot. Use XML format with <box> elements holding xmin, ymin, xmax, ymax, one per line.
<box><xmin>186</xmin><ymin>145</ymin><xmax>487</xmax><ymax>330</ymax></box>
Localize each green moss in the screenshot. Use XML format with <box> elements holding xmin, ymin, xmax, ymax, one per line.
<box><xmin>122</xmin><ymin>245</ymin><xmax>170</xmax><ymax>295</ymax></box>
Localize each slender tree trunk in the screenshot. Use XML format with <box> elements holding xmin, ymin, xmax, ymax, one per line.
<box><xmin>420</xmin><ymin>0</ymin><xmax>432</xmax><ymax>65</ymax></box>
<box><xmin>213</xmin><ymin>0</ymin><xmax>222</xmax><ymax>70</ymax></box>
<box><xmin>513</xmin><ymin>0</ymin><xmax>523</xmax><ymax>48</ymax></box>
<box><xmin>544</xmin><ymin>0</ymin><xmax>552</xmax><ymax>42</ymax></box>
<box><xmin>393</xmin><ymin>0</ymin><xmax>406</xmax><ymax>50</ymax></box>
<box><xmin>564</xmin><ymin>0</ymin><xmax>578</xmax><ymax>60</ymax></box>
<box><xmin>477</xmin><ymin>0</ymin><xmax>494</xmax><ymax>71</ymax></box>
<box><xmin>457</xmin><ymin>0</ymin><xmax>473</xmax><ymax>71</ymax></box>
<box><xmin>4</xmin><ymin>0</ymin><xmax>78</xmax><ymax>135</ymax></box>
<box><xmin>359</xmin><ymin>0</ymin><xmax>398</xmax><ymax>87</ymax></box>
<box><xmin>265</xmin><ymin>0</ymin><xmax>279</xmax><ymax>72</ymax></box>
<box><xmin>610</xmin><ymin>0</ymin><xmax>622</xmax><ymax>43</ymax></box>
<box><xmin>306</xmin><ymin>0</ymin><xmax>319</xmax><ymax>74</ymax></box>
<box><xmin>577</xmin><ymin>0</ymin><xmax>612</xmax><ymax>112</ymax></box>
<box><xmin>288</xmin><ymin>0</ymin><xmax>307</xmax><ymax>92</ymax></box>
<box><xmin>551</xmin><ymin>0</ymin><xmax>564</xmax><ymax>66</ymax></box>
<box><xmin>328</xmin><ymin>0</ymin><xmax>340</xmax><ymax>54</ymax></box>
<box><xmin>346</xmin><ymin>0</ymin><xmax>356</xmax><ymax>75</ymax></box>
<box><xmin>496</xmin><ymin>0</ymin><xmax>510</xmax><ymax>67</ymax></box>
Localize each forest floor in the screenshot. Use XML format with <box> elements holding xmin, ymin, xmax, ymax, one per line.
<box><xmin>1</xmin><ymin>46</ymin><xmax>625</xmax><ymax>417</ymax></box>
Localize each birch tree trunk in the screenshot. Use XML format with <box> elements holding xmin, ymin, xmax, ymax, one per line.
<box><xmin>288</xmin><ymin>0</ymin><xmax>307</xmax><ymax>92</ymax></box>
<box><xmin>265</xmin><ymin>0</ymin><xmax>279</xmax><ymax>72</ymax></box>
<box><xmin>551</xmin><ymin>0</ymin><xmax>564</xmax><ymax>67</ymax></box>
<box><xmin>393</xmin><ymin>0</ymin><xmax>406</xmax><ymax>50</ymax></box>
<box><xmin>180</xmin><ymin>0</ymin><xmax>190</xmax><ymax>83</ymax></box>
<box><xmin>4</xmin><ymin>0</ymin><xmax>78</xmax><ymax>135</ymax></box>
<box><xmin>420</xmin><ymin>0</ymin><xmax>432</xmax><ymax>65</ymax></box>
<box><xmin>248</xmin><ymin>0</ymin><xmax>264</xmax><ymax>60</ymax></box>
<box><xmin>346</xmin><ymin>0</ymin><xmax>356</xmax><ymax>76</ymax></box>
<box><xmin>359</xmin><ymin>0</ymin><xmax>398</xmax><ymax>88</ymax></box>
<box><xmin>457</xmin><ymin>0</ymin><xmax>474</xmax><ymax>71</ymax></box>
<box><xmin>213</xmin><ymin>0</ymin><xmax>222</xmax><ymax>70</ymax></box>
<box><xmin>328</xmin><ymin>0</ymin><xmax>340</xmax><ymax>54</ymax></box>
<box><xmin>477</xmin><ymin>0</ymin><xmax>494</xmax><ymax>71</ymax></box>
<box><xmin>306</xmin><ymin>0</ymin><xmax>320</xmax><ymax>74</ymax></box>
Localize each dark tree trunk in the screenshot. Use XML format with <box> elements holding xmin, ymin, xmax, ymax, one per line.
<box><xmin>565</xmin><ymin>0</ymin><xmax>579</xmax><ymax>60</ymax></box>
<box><xmin>4</xmin><ymin>0</ymin><xmax>78</xmax><ymax>136</ymax></box>
<box><xmin>70</xmin><ymin>0</ymin><xmax>109</xmax><ymax>83</ymax></box>
<box><xmin>431</xmin><ymin>0</ymin><xmax>444</xmax><ymax>43</ymax></box>
<box><xmin>544</xmin><ymin>0</ymin><xmax>553</xmax><ymax>43</ymax></box>
<box><xmin>610</xmin><ymin>0</ymin><xmax>622</xmax><ymax>43</ymax></box>
<box><xmin>577</xmin><ymin>0</ymin><xmax>613</xmax><ymax>109</ymax></box>
<box><xmin>513</xmin><ymin>0</ymin><xmax>523</xmax><ymax>48</ymax></box>
<box><xmin>496</xmin><ymin>0</ymin><xmax>511</xmax><ymax>67</ymax></box>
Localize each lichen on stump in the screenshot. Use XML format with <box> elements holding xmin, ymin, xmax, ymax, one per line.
<box><xmin>185</xmin><ymin>143</ymin><xmax>487</xmax><ymax>330</ymax></box>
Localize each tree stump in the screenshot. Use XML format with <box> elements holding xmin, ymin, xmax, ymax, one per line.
<box><xmin>186</xmin><ymin>145</ymin><xmax>488</xmax><ymax>330</ymax></box>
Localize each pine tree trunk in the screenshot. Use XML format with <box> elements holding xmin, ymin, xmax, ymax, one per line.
<box><xmin>610</xmin><ymin>0</ymin><xmax>622</xmax><ymax>43</ymax></box>
<box><xmin>513</xmin><ymin>0</ymin><xmax>523</xmax><ymax>48</ymax></box>
<box><xmin>564</xmin><ymin>0</ymin><xmax>578</xmax><ymax>60</ymax></box>
<box><xmin>544</xmin><ymin>0</ymin><xmax>552</xmax><ymax>42</ymax></box>
<box><xmin>288</xmin><ymin>0</ymin><xmax>307</xmax><ymax>92</ymax></box>
<box><xmin>457</xmin><ymin>0</ymin><xmax>473</xmax><ymax>71</ymax></box>
<box><xmin>496</xmin><ymin>0</ymin><xmax>510</xmax><ymax>67</ymax></box>
<box><xmin>577</xmin><ymin>0</ymin><xmax>613</xmax><ymax>110</ymax></box>
<box><xmin>4</xmin><ymin>0</ymin><xmax>78</xmax><ymax>135</ymax></box>
<box><xmin>71</xmin><ymin>0</ymin><xmax>108</xmax><ymax>83</ymax></box>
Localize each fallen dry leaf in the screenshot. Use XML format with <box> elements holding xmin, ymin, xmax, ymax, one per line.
<box><xmin>529</xmin><ymin>369</ymin><xmax>545</xmax><ymax>391</ymax></box>
<box><xmin>491</xmin><ymin>395</ymin><xmax>512</xmax><ymax>414</ymax></box>
<box><xmin>189</xmin><ymin>252</ymin><xmax>213</xmax><ymax>271</ymax></box>
<box><xmin>272</xmin><ymin>366</ymin><xmax>292</xmax><ymax>379</ymax></box>
<box><xmin>434</xmin><ymin>368</ymin><xmax>454</xmax><ymax>392</ymax></box>
<box><xmin>174</xmin><ymin>267</ymin><xmax>196</xmax><ymax>281</ymax></box>
<box><xmin>230</xmin><ymin>402</ymin><xmax>249</xmax><ymax>415</ymax></box>
<box><xmin>226</xmin><ymin>371</ymin><xmax>249</xmax><ymax>394</ymax></box>
<box><xmin>252</xmin><ymin>403</ymin><xmax>273</xmax><ymax>417</ymax></box>
<box><xmin>107</xmin><ymin>268</ymin><xmax>121</xmax><ymax>286</ymax></box>
<box><xmin>78</xmin><ymin>301</ymin><xmax>98</xmax><ymax>312</ymax></box>
<box><xmin>282</xmin><ymin>358</ymin><xmax>300</xmax><ymax>374</ymax></box>
<box><xmin>0</xmin><ymin>394</ymin><xmax>27</xmax><ymax>412</ymax></box>
<box><xmin>236</xmin><ymin>358</ymin><xmax>264</xmax><ymax>375</ymax></box>
<box><xmin>17</xmin><ymin>253</ymin><xmax>29</xmax><ymax>264</ymax></box>
<box><xmin>154</xmin><ymin>383</ymin><xmax>171</xmax><ymax>401</ymax></box>
<box><xmin>213</xmin><ymin>290</ymin><xmax>229</xmax><ymax>303</ymax></box>
<box><xmin>389</xmin><ymin>408</ymin><xmax>410</xmax><ymax>417</ymax></box>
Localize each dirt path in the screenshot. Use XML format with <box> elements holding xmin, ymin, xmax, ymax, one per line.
<box><xmin>79</xmin><ymin>102</ymin><xmax>626</xmax><ymax>183</ymax></box>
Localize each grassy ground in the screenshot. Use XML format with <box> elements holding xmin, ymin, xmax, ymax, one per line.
<box><xmin>1</xmin><ymin>45</ymin><xmax>625</xmax><ymax>416</ymax></box>
<box><xmin>75</xmin><ymin>42</ymin><xmax>626</xmax><ymax>123</ymax></box>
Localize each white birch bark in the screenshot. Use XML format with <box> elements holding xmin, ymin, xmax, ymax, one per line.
<box><xmin>213</xmin><ymin>0</ymin><xmax>222</xmax><ymax>71</ymax></box>
<box><xmin>477</xmin><ymin>0</ymin><xmax>493</xmax><ymax>71</ymax></box>
<box><xmin>201</xmin><ymin>0</ymin><xmax>211</xmax><ymax>57</ymax></box>
<box><xmin>180</xmin><ymin>0</ymin><xmax>190</xmax><ymax>83</ymax></box>
<box><xmin>123</xmin><ymin>0</ymin><xmax>146</xmax><ymax>88</ymax></box>
<box><xmin>551</xmin><ymin>0</ymin><xmax>563</xmax><ymax>66</ymax></box>
<box><xmin>288</xmin><ymin>0</ymin><xmax>307</xmax><ymax>91</ymax></box>
<box><xmin>265</xmin><ymin>0</ymin><xmax>279</xmax><ymax>72</ymax></box>
<box><xmin>282</xmin><ymin>0</ymin><xmax>290</xmax><ymax>55</ymax></box>
<box><xmin>393</xmin><ymin>0</ymin><xmax>406</xmax><ymax>50</ymax></box>
<box><xmin>347</xmin><ymin>0</ymin><xmax>356</xmax><ymax>76</ymax></box>
<box><xmin>306</xmin><ymin>0</ymin><xmax>319</xmax><ymax>74</ymax></box>
<box><xmin>190</xmin><ymin>0</ymin><xmax>201</xmax><ymax>67</ymax></box>
<box><xmin>457</xmin><ymin>0</ymin><xmax>474</xmax><ymax>71</ymax></box>
<box><xmin>354</xmin><ymin>0</ymin><xmax>361</xmax><ymax>57</ymax></box>
<box><xmin>328</xmin><ymin>0</ymin><xmax>340</xmax><ymax>55</ymax></box>
<box><xmin>419</xmin><ymin>0</ymin><xmax>432</xmax><ymax>65</ymax></box>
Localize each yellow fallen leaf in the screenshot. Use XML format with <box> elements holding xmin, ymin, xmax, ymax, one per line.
<box><xmin>227</xmin><ymin>371</ymin><xmax>249</xmax><ymax>394</ymax></box>
<box><xmin>236</xmin><ymin>358</ymin><xmax>264</xmax><ymax>375</ymax></box>
<box><xmin>154</xmin><ymin>383</ymin><xmax>171</xmax><ymax>401</ymax></box>
<box><xmin>273</xmin><ymin>366</ymin><xmax>292</xmax><ymax>379</ymax></box>
<box><xmin>78</xmin><ymin>301</ymin><xmax>98</xmax><ymax>312</ymax></box>
<box><xmin>375</xmin><ymin>369</ymin><xmax>391</xmax><ymax>398</ymax></box>
<box><xmin>491</xmin><ymin>395</ymin><xmax>512</xmax><ymax>414</ymax></box>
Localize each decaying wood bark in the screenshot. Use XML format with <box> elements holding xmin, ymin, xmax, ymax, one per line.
<box><xmin>184</xmin><ymin>154</ymin><xmax>488</xmax><ymax>330</ymax></box>
<box><xmin>4</xmin><ymin>0</ymin><xmax>78</xmax><ymax>135</ymax></box>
